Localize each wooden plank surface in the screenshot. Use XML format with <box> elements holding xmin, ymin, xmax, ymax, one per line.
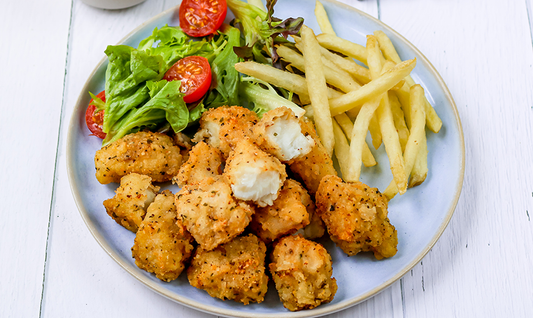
<box><xmin>380</xmin><ymin>0</ymin><xmax>533</xmax><ymax>317</ymax></box>
<box><xmin>40</xmin><ymin>2</ymin><xmax>214</xmax><ymax>318</ymax></box>
<box><xmin>0</xmin><ymin>0</ymin><xmax>72</xmax><ymax>317</ymax></box>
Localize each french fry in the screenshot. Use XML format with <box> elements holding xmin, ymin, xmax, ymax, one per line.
<box><xmin>300</xmin><ymin>25</ymin><xmax>335</xmax><ymax>156</ymax></box>
<box><xmin>368</xmin><ymin>115</ymin><xmax>382</xmax><ymax>149</ymax></box>
<box><xmin>377</xmin><ymin>93</ymin><xmax>407</xmax><ymax>194</ymax></box>
<box><xmin>345</xmin><ymin>97</ymin><xmax>381</xmax><ymax>182</ymax></box>
<box><xmin>365</xmin><ymin>35</ymin><xmax>384</xmax><ymax>149</ymax></box>
<box><xmin>393</xmin><ymin>83</ymin><xmax>412</xmax><ymax>128</ymax></box>
<box><xmin>316</xmin><ymin>33</ymin><xmax>368</xmax><ymax>64</ymax></box>
<box><xmin>366</xmin><ymin>35</ymin><xmax>406</xmax><ymax>191</ymax></box>
<box><xmin>234</xmin><ymin>61</ymin><xmax>342</xmax><ymax>100</ymax></box>
<box><xmin>292</xmin><ymin>36</ymin><xmax>363</xmax><ymax>88</ymax></box>
<box><xmin>334</xmin><ymin>113</ymin><xmax>376</xmax><ymax>167</ymax></box>
<box><xmin>319</xmin><ymin>46</ymin><xmax>371</xmax><ymax>84</ymax></box>
<box><xmin>388</xmin><ymin>91</ymin><xmax>409</xmax><ymax>152</ymax></box>
<box><xmin>390</xmin><ymin>79</ymin><xmax>406</xmax><ymax>91</ymax></box>
<box><xmin>277</xmin><ymin>45</ymin><xmax>360</xmax><ymax>93</ymax></box>
<box><xmin>329</xmin><ymin>58</ymin><xmax>416</xmax><ymax>116</ymax></box>
<box><xmin>332</xmin><ymin>120</ymin><xmax>352</xmax><ymax>178</ymax></box>
<box><xmin>374</xmin><ymin>30</ymin><xmax>442</xmax><ymax>133</ymax></box>
<box><xmin>315</xmin><ymin>1</ymin><xmax>336</xmax><ymax>35</ymax></box>
<box><xmin>346</xmin><ymin>108</ymin><xmax>359</xmax><ymax>121</ymax></box>
<box><xmin>333</xmin><ymin>113</ymin><xmax>353</xmax><ymax>139</ymax></box>
<box><xmin>409</xmin><ymin>130</ymin><xmax>428</xmax><ymax>187</ymax></box>
<box><xmin>383</xmin><ymin>84</ymin><xmax>426</xmax><ymax>200</ymax></box>
<box><xmin>366</xmin><ymin>35</ymin><xmax>384</xmax><ymax>79</ymax></box>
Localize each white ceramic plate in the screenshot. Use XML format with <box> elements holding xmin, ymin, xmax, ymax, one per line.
<box><xmin>67</xmin><ymin>1</ymin><xmax>465</xmax><ymax>317</ymax></box>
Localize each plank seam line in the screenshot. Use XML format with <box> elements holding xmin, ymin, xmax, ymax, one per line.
<box><xmin>527</xmin><ymin>0</ymin><xmax>533</xmax><ymax>51</ymax></box>
<box><xmin>39</xmin><ymin>1</ymin><xmax>74</xmax><ymax>316</ymax></box>
<box><xmin>400</xmin><ymin>277</ymin><xmax>406</xmax><ymax>318</ymax></box>
<box><xmin>377</xmin><ymin>0</ymin><xmax>381</xmax><ymax>21</ymax></box>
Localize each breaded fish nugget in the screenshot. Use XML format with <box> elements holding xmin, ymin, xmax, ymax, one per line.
<box><xmin>250</xmin><ymin>179</ymin><xmax>310</xmax><ymax>242</ymax></box>
<box><xmin>103</xmin><ymin>173</ymin><xmax>159</xmax><ymax>232</ymax></box>
<box><xmin>175</xmin><ymin>177</ymin><xmax>254</xmax><ymax>251</ymax></box>
<box><xmin>172</xmin><ymin>132</ymin><xmax>193</xmax><ymax>162</ymax></box>
<box><xmin>289</xmin><ymin>118</ymin><xmax>337</xmax><ymax>195</ymax></box>
<box><xmin>188</xmin><ymin>234</ymin><xmax>268</xmax><ymax>305</ymax></box>
<box><xmin>132</xmin><ymin>191</ymin><xmax>194</xmax><ymax>282</ymax></box>
<box><xmin>224</xmin><ymin>139</ymin><xmax>287</xmax><ymax>207</ymax></box>
<box><xmin>95</xmin><ymin>131</ymin><xmax>183</xmax><ymax>184</ymax></box>
<box><xmin>294</xmin><ymin>194</ymin><xmax>326</xmax><ymax>240</ymax></box>
<box><xmin>174</xmin><ymin>141</ymin><xmax>224</xmax><ymax>187</ymax></box>
<box><xmin>253</xmin><ymin>107</ymin><xmax>314</xmax><ymax>163</ymax></box>
<box><xmin>192</xmin><ymin>106</ymin><xmax>258</xmax><ymax>156</ymax></box>
<box><xmin>270</xmin><ymin>235</ymin><xmax>337</xmax><ymax>311</ymax></box>
<box><xmin>315</xmin><ymin>175</ymin><xmax>398</xmax><ymax>259</ymax></box>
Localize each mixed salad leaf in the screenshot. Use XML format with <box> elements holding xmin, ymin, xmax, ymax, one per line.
<box><xmin>89</xmin><ymin>0</ymin><xmax>305</xmax><ymax>146</ymax></box>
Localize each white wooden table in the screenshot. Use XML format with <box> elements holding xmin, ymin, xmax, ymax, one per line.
<box><xmin>2</xmin><ymin>0</ymin><xmax>533</xmax><ymax>317</ymax></box>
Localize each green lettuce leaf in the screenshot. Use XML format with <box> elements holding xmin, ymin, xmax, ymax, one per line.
<box><xmin>227</xmin><ymin>0</ymin><xmax>303</xmax><ymax>66</ymax></box>
<box><xmin>204</xmin><ymin>25</ymin><xmax>243</xmax><ymax>108</ymax></box>
<box><xmin>239</xmin><ymin>77</ymin><xmax>304</xmax><ymax>117</ymax></box>
<box><xmin>103</xmin><ymin>45</ymin><xmax>166</xmax><ymax>133</ymax></box>
<box><xmin>103</xmin><ymin>80</ymin><xmax>188</xmax><ymax>145</ymax></box>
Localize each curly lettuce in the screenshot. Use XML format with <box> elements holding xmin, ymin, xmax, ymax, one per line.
<box><xmin>98</xmin><ymin>25</ymin><xmax>243</xmax><ymax>146</ymax></box>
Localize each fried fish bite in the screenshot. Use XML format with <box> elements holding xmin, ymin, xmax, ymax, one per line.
<box><xmin>269</xmin><ymin>235</ymin><xmax>337</xmax><ymax>311</ymax></box>
<box><xmin>174</xmin><ymin>141</ymin><xmax>224</xmax><ymax>187</ymax></box>
<box><xmin>187</xmin><ymin>234</ymin><xmax>268</xmax><ymax>305</ymax></box>
<box><xmin>250</xmin><ymin>179</ymin><xmax>311</xmax><ymax>242</ymax></box>
<box><xmin>175</xmin><ymin>177</ymin><xmax>254</xmax><ymax>251</ymax></box>
<box><xmin>315</xmin><ymin>175</ymin><xmax>398</xmax><ymax>259</ymax></box>
<box><xmin>192</xmin><ymin>106</ymin><xmax>259</xmax><ymax>156</ymax></box>
<box><xmin>253</xmin><ymin>107</ymin><xmax>314</xmax><ymax>163</ymax></box>
<box><xmin>224</xmin><ymin>139</ymin><xmax>287</xmax><ymax>207</ymax></box>
<box><xmin>289</xmin><ymin>118</ymin><xmax>337</xmax><ymax>194</ymax></box>
<box><xmin>173</xmin><ymin>132</ymin><xmax>193</xmax><ymax>162</ymax></box>
<box><xmin>294</xmin><ymin>195</ymin><xmax>326</xmax><ymax>240</ymax></box>
<box><xmin>95</xmin><ymin>131</ymin><xmax>183</xmax><ymax>184</ymax></box>
<box><xmin>131</xmin><ymin>190</ymin><xmax>194</xmax><ymax>282</ymax></box>
<box><xmin>103</xmin><ymin>173</ymin><xmax>159</xmax><ymax>232</ymax></box>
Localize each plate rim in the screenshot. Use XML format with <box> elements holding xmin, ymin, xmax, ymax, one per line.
<box><xmin>66</xmin><ymin>1</ymin><xmax>465</xmax><ymax>317</ymax></box>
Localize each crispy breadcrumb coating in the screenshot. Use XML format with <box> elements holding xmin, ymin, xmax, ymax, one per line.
<box><xmin>131</xmin><ymin>191</ymin><xmax>194</xmax><ymax>282</ymax></box>
<box><xmin>192</xmin><ymin>106</ymin><xmax>259</xmax><ymax>157</ymax></box>
<box><xmin>174</xmin><ymin>141</ymin><xmax>224</xmax><ymax>187</ymax></box>
<box><xmin>269</xmin><ymin>235</ymin><xmax>337</xmax><ymax>311</ymax></box>
<box><xmin>315</xmin><ymin>175</ymin><xmax>398</xmax><ymax>259</ymax></box>
<box><xmin>289</xmin><ymin>118</ymin><xmax>337</xmax><ymax>195</ymax></box>
<box><xmin>175</xmin><ymin>177</ymin><xmax>254</xmax><ymax>251</ymax></box>
<box><xmin>172</xmin><ymin>132</ymin><xmax>193</xmax><ymax>162</ymax></box>
<box><xmin>94</xmin><ymin>131</ymin><xmax>183</xmax><ymax>184</ymax></box>
<box><xmin>250</xmin><ymin>179</ymin><xmax>310</xmax><ymax>242</ymax></box>
<box><xmin>187</xmin><ymin>234</ymin><xmax>268</xmax><ymax>305</ymax></box>
<box><xmin>294</xmin><ymin>194</ymin><xmax>326</xmax><ymax>240</ymax></box>
<box><xmin>103</xmin><ymin>173</ymin><xmax>159</xmax><ymax>232</ymax></box>
<box><xmin>253</xmin><ymin>107</ymin><xmax>314</xmax><ymax>163</ymax></box>
<box><xmin>224</xmin><ymin>139</ymin><xmax>287</xmax><ymax>207</ymax></box>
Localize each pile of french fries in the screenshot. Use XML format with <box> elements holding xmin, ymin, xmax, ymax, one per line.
<box><xmin>235</xmin><ymin>1</ymin><xmax>442</xmax><ymax>200</ymax></box>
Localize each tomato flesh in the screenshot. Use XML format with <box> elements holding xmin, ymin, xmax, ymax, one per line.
<box><xmin>85</xmin><ymin>90</ymin><xmax>106</xmax><ymax>139</ymax></box>
<box><xmin>163</xmin><ymin>56</ymin><xmax>212</xmax><ymax>103</ymax></box>
<box><xmin>179</xmin><ymin>0</ymin><xmax>227</xmax><ymax>37</ymax></box>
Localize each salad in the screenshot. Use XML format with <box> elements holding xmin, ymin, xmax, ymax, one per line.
<box><xmin>86</xmin><ymin>0</ymin><xmax>306</xmax><ymax>146</ymax></box>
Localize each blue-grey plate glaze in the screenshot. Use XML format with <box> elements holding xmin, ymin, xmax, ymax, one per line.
<box><xmin>67</xmin><ymin>1</ymin><xmax>465</xmax><ymax>317</ymax></box>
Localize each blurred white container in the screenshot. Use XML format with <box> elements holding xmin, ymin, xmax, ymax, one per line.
<box><xmin>81</xmin><ymin>0</ymin><xmax>146</xmax><ymax>10</ymax></box>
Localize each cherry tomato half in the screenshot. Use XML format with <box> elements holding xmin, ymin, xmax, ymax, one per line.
<box><xmin>163</xmin><ymin>56</ymin><xmax>212</xmax><ymax>103</ymax></box>
<box><xmin>179</xmin><ymin>0</ymin><xmax>227</xmax><ymax>37</ymax></box>
<box><xmin>85</xmin><ymin>90</ymin><xmax>106</xmax><ymax>139</ymax></box>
